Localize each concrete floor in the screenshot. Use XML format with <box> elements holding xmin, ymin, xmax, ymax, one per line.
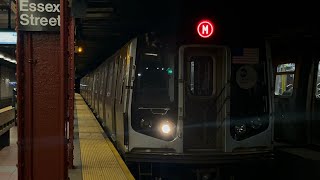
<box><xmin>0</xmin><ymin>123</ymin><xmax>84</xmax><ymax>180</ymax></box>
<box><xmin>0</xmin><ymin>127</ymin><xmax>17</xmax><ymax>180</ymax></box>
<box><xmin>1</xmin><ymin>125</ymin><xmax>320</xmax><ymax>180</ymax></box>
<box><xmin>68</xmin><ymin>110</ymin><xmax>83</xmax><ymax>180</ymax></box>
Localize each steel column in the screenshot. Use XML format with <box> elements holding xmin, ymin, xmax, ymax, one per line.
<box><xmin>60</xmin><ymin>0</ymin><xmax>69</xmax><ymax>177</ymax></box>
<box><xmin>68</xmin><ymin>17</ymin><xmax>75</xmax><ymax>169</ymax></box>
<box><xmin>16</xmin><ymin>5</ymin><xmax>24</xmax><ymax>178</ymax></box>
<box><xmin>16</xmin><ymin>0</ymin><xmax>69</xmax><ymax>179</ymax></box>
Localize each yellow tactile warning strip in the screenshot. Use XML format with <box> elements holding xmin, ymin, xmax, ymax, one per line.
<box><xmin>75</xmin><ymin>94</ymin><xmax>135</xmax><ymax>180</ymax></box>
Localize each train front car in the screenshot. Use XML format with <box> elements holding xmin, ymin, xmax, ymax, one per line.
<box><xmin>129</xmin><ymin>33</ymin><xmax>181</xmax><ymax>154</ymax></box>
<box><xmin>125</xmin><ymin>31</ymin><xmax>273</xmax><ymax>163</ymax></box>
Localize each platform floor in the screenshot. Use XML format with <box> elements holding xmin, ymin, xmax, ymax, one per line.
<box><xmin>0</xmin><ymin>127</ymin><xmax>17</xmax><ymax>180</ymax></box>
<box><xmin>0</xmin><ymin>94</ymin><xmax>134</xmax><ymax>180</ymax></box>
<box><xmin>69</xmin><ymin>94</ymin><xmax>134</xmax><ymax>180</ymax></box>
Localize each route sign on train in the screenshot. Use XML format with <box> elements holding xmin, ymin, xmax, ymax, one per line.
<box><xmin>197</xmin><ymin>20</ymin><xmax>214</xmax><ymax>38</ymax></box>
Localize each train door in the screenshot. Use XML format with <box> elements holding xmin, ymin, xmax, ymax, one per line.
<box><xmin>89</xmin><ymin>74</ymin><xmax>95</xmax><ymax>108</ymax></box>
<box><xmin>180</xmin><ymin>45</ymin><xmax>228</xmax><ymax>151</ymax></box>
<box><xmin>270</xmin><ymin>39</ymin><xmax>320</xmax><ymax>146</ymax></box>
<box><xmin>115</xmin><ymin>52</ymin><xmax>126</xmax><ymax>149</ymax></box>
<box><xmin>86</xmin><ymin>76</ymin><xmax>90</xmax><ymax>100</ymax></box>
<box><xmin>95</xmin><ymin>70</ymin><xmax>100</xmax><ymax>113</ymax></box>
<box><xmin>101</xmin><ymin>61</ymin><xmax>113</xmax><ymax>127</ymax></box>
<box><xmin>311</xmin><ymin>60</ymin><xmax>320</xmax><ymax>146</ymax></box>
<box><xmin>98</xmin><ymin>66</ymin><xmax>106</xmax><ymax>120</ymax></box>
<box><xmin>98</xmin><ymin>68</ymin><xmax>102</xmax><ymax>116</ymax></box>
<box><xmin>86</xmin><ymin>75</ymin><xmax>90</xmax><ymax>103</ymax></box>
<box><xmin>91</xmin><ymin>73</ymin><xmax>95</xmax><ymax>107</ymax></box>
<box><xmin>95</xmin><ymin>69</ymin><xmax>99</xmax><ymax>114</ymax></box>
<box><xmin>104</xmin><ymin>59</ymin><xmax>116</xmax><ymax>140</ymax></box>
<box><xmin>89</xmin><ymin>73</ymin><xmax>94</xmax><ymax>106</ymax></box>
<box><xmin>85</xmin><ymin>77</ymin><xmax>89</xmax><ymax>100</ymax></box>
<box><xmin>111</xmin><ymin>56</ymin><xmax>120</xmax><ymax>140</ymax></box>
<box><xmin>273</xmin><ymin>61</ymin><xmax>298</xmax><ymax>143</ymax></box>
<box><xmin>92</xmin><ymin>73</ymin><xmax>97</xmax><ymax>108</ymax></box>
<box><xmin>82</xmin><ymin>77</ymin><xmax>86</xmax><ymax>99</ymax></box>
<box><xmin>273</xmin><ymin>58</ymin><xmax>311</xmax><ymax>145</ymax></box>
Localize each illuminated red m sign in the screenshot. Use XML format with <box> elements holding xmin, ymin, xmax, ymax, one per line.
<box><xmin>197</xmin><ymin>20</ymin><xmax>214</xmax><ymax>38</ymax></box>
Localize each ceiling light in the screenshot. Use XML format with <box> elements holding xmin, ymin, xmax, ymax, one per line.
<box><xmin>0</xmin><ymin>53</ymin><xmax>17</xmax><ymax>64</ymax></box>
<box><xmin>145</xmin><ymin>53</ymin><xmax>158</xmax><ymax>56</ymax></box>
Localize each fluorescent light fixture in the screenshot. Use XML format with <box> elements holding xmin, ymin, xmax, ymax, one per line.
<box><xmin>0</xmin><ymin>53</ymin><xmax>17</xmax><ymax>64</ymax></box>
<box><xmin>0</xmin><ymin>32</ymin><xmax>17</xmax><ymax>45</ymax></box>
<box><xmin>9</xmin><ymin>82</ymin><xmax>17</xmax><ymax>86</ymax></box>
<box><xmin>145</xmin><ymin>53</ymin><xmax>158</xmax><ymax>57</ymax></box>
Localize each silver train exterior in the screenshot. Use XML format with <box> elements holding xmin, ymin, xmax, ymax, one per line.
<box><xmin>80</xmin><ymin>34</ymin><xmax>273</xmax><ymax>163</ymax></box>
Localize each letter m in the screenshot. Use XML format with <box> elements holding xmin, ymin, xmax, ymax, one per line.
<box><xmin>202</xmin><ymin>25</ymin><xmax>209</xmax><ymax>35</ymax></box>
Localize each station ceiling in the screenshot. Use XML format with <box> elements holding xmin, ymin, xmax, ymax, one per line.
<box><xmin>0</xmin><ymin>0</ymin><xmax>319</xmax><ymax>79</ymax></box>
<box><xmin>74</xmin><ymin>0</ymin><xmax>320</xmax><ymax>78</ymax></box>
<box><xmin>74</xmin><ymin>0</ymin><xmax>181</xmax><ymax>78</ymax></box>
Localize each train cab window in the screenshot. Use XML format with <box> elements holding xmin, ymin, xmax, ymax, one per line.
<box><xmin>188</xmin><ymin>56</ymin><xmax>214</xmax><ymax>96</ymax></box>
<box><xmin>274</xmin><ymin>63</ymin><xmax>295</xmax><ymax>96</ymax></box>
<box><xmin>134</xmin><ymin>33</ymin><xmax>177</xmax><ymax>106</ymax></box>
<box><xmin>316</xmin><ymin>62</ymin><xmax>320</xmax><ymax>99</ymax></box>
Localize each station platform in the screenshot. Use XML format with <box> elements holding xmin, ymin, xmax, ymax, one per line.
<box><xmin>0</xmin><ymin>94</ymin><xmax>134</xmax><ymax>180</ymax></box>
<box><xmin>69</xmin><ymin>94</ymin><xmax>134</xmax><ymax>180</ymax></box>
<box><xmin>0</xmin><ymin>127</ymin><xmax>17</xmax><ymax>180</ymax></box>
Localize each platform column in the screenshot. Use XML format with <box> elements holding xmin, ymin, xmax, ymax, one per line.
<box><xmin>67</xmin><ymin>10</ymin><xmax>75</xmax><ymax>169</ymax></box>
<box><xmin>16</xmin><ymin>0</ymin><xmax>69</xmax><ymax>179</ymax></box>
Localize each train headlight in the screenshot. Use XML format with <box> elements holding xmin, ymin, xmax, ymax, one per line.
<box><xmin>235</xmin><ymin>123</ymin><xmax>247</xmax><ymax>135</ymax></box>
<box><xmin>159</xmin><ymin>120</ymin><xmax>175</xmax><ymax>135</ymax></box>
<box><xmin>251</xmin><ymin>117</ymin><xmax>263</xmax><ymax>129</ymax></box>
<box><xmin>161</xmin><ymin>124</ymin><xmax>171</xmax><ymax>134</ymax></box>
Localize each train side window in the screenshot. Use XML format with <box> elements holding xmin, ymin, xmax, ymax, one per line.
<box><xmin>316</xmin><ymin>61</ymin><xmax>320</xmax><ymax>99</ymax></box>
<box><xmin>188</xmin><ymin>56</ymin><xmax>214</xmax><ymax>96</ymax></box>
<box><xmin>277</xmin><ymin>63</ymin><xmax>295</xmax><ymax>72</ymax></box>
<box><xmin>274</xmin><ymin>63</ymin><xmax>295</xmax><ymax>96</ymax></box>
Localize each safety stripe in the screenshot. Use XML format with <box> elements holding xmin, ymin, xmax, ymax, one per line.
<box><xmin>75</xmin><ymin>94</ymin><xmax>135</xmax><ymax>180</ymax></box>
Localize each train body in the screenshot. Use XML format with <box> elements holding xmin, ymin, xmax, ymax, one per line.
<box><xmin>268</xmin><ymin>38</ymin><xmax>320</xmax><ymax>147</ymax></box>
<box><xmin>80</xmin><ymin>31</ymin><xmax>274</xmax><ymax>165</ymax></box>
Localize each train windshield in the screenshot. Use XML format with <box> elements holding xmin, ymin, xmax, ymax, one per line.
<box><xmin>134</xmin><ymin>33</ymin><xmax>177</xmax><ymax>106</ymax></box>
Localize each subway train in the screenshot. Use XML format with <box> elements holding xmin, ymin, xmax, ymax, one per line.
<box><xmin>268</xmin><ymin>38</ymin><xmax>320</xmax><ymax>147</ymax></box>
<box><xmin>79</xmin><ymin>26</ymin><xmax>274</xmax><ymax>170</ymax></box>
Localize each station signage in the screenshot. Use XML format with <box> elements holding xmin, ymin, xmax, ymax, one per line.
<box><xmin>197</xmin><ymin>20</ymin><xmax>214</xmax><ymax>38</ymax></box>
<box><xmin>18</xmin><ymin>0</ymin><xmax>60</xmax><ymax>31</ymax></box>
